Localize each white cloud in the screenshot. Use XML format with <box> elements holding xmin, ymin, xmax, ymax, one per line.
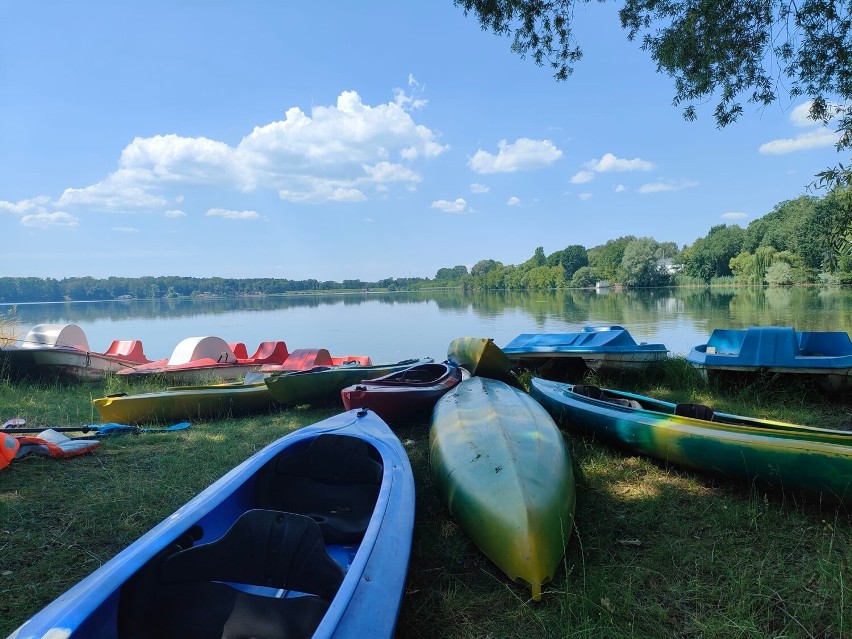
<box><xmin>721</xmin><ymin>211</ymin><xmax>748</xmax><ymax>220</ymax></box>
<box><xmin>507</xmin><ymin>196</ymin><xmax>520</xmax><ymax>206</ymax></box>
<box><xmin>638</xmin><ymin>179</ymin><xmax>698</xmax><ymax>193</ymax></box>
<box><xmin>206</xmin><ymin>208</ymin><xmax>261</xmax><ymax>220</ymax></box>
<box><xmin>329</xmin><ymin>188</ymin><xmax>367</xmax><ymax>202</ymax></box>
<box><xmin>20</xmin><ymin>211</ymin><xmax>78</xmax><ymax>229</ymax></box>
<box><xmin>112</xmin><ymin>226</ymin><xmax>140</xmax><ymax>232</ymax></box>
<box><xmin>790</xmin><ymin>101</ymin><xmax>816</xmax><ymax>127</ymax></box>
<box><xmin>614</xmin><ymin>184</ymin><xmax>626</xmax><ymax>192</ymax></box>
<box><xmin>0</xmin><ymin>196</ymin><xmax>51</xmax><ymax>215</ymax></box>
<box><xmin>165</xmin><ymin>209</ymin><xmax>186</xmax><ymax>218</ymax></box>
<box><xmin>570</xmin><ymin>170</ymin><xmax>595</xmax><ymax>184</ymax></box>
<box><xmin>578</xmin><ymin>192</ymin><xmax>593</xmax><ymax>201</ymax></box>
<box><xmin>470</xmin><ymin>183</ymin><xmax>489</xmax><ymax>193</ymax></box>
<box><xmin>38</xmin><ymin>88</ymin><xmax>448</xmax><ymax>212</ymax></box>
<box><xmin>468</xmin><ymin>138</ymin><xmax>563</xmax><ymax>174</ymax></box>
<box><xmin>431</xmin><ymin>198</ymin><xmax>470</xmax><ymax>214</ymax></box>
<box><xmin>759</xmin><ymin>128</ymin><xmax>840</xmax><ymax>155</ymax></box>
<box><xmin>585</xmin><ymin>153</ymin><xmax>654</xmax><ymax>172</ymax></box>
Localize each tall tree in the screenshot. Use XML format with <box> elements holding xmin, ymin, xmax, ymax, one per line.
<box><xmin>454</xmin><ymin>0</ymin><xmax>852</xmax><ymax>193</ymax></box>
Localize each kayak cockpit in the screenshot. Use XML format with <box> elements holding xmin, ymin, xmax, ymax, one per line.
<box><xmin>116</xmin><ymin>433</ymin><xmax>383</xmax><ymax>639</ymax></box>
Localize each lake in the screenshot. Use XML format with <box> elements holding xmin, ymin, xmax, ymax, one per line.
<box><xmin>2</xmin><ymin>286</ymin><xmax>850</xmax><ymax>363</ymax></box>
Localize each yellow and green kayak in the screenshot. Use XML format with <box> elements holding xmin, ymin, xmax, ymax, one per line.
<box><xmin>530</xmin><ymin>377</ymin><xmax>852</xmax><ymax>503</ymax></box>
<box><xmin>430</xmin><ymin>376</ymin><xmax>575</xmax><ymax>600</ymax></box>
<box><xmin>446</xmin><ymin>337</ymin><xmax>514</xmax><ymax>383</ymax></box>
<box><xmin>93</xmin><ymin>372</ymin><xmax>274</xmax><ymax>424</ymax></box>
<box><xmin>265</xmin><ymin>358</ymin><xmax>432</xmax><ymax>407</ymax></box>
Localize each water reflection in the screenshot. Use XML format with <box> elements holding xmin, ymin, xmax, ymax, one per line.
<box><xmin>2</xmin><ymin>287</ymin><xmax>849</xmax><ymax>363</ymax></box>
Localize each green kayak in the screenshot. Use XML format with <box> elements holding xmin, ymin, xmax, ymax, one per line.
<box><xmin>93</xmin><ymin>372</ymin><xmax>274</xmax><ymax>424</ymax></box>
<box><xmin>265</xmin><ymin>358</ymin><xmax>432</xmax><ymax>406</ymax></box>
<box><xmin>430</xmin><ymin>377</ymin><xmax>575</xmax><ymax>600</ymax></box>
<box><xmin>530</xmin><ymin>377</ymin><xmax>852</xmax><ymax>503</ymax></box>
<box><xmin>447</xmin><ymin>337</ymin><xmax>514</xmax><ymax>383</ymax></box>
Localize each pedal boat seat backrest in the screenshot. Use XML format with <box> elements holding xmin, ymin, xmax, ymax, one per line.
<box><xmin>255</xmin><ymin>434</ymin><xmax>383</xmax><ymax>544</ymax></box>
<box><xmin>118</xmin><ymin>509</ymin><xmax>344</xmax><ymax>639</ymax></box>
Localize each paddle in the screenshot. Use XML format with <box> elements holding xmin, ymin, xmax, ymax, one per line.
<box><xmin>1</xmin><ymin>422</ymin><xmax>191</xmax><ymax>436</ymax></box>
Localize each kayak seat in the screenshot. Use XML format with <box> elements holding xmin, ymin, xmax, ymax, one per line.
<box><xmin>117</xmin><ymin>509</ymin><xmax>344</xmax><ymax>639</ymax></box>
<box><xmin>674</xmin><ymin>403</ymin><xmax>715</xmax><ymax>421</ymax></box>
<box><xmin>572</xmin><ymin>384</ymin><xmax>642</xmax><ymax>408</ymax></box>
<box><xmin>255</xmin><ymin>434</ymin><xmax>382</xmax><ymax>544</ymax></box>
<box><xmin>572</xmin><ymin>384</ymin><xmax>606</xmax><ymax>400</ymax></box>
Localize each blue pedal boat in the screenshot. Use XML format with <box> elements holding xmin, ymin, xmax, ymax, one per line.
<box><xmin>502</xmin><ymin>326</ymin><xmax>668</xmax><ymax>374</ymax></box>
<box><xmin>9</xmin><ymin>409</ymin><xmax>415</xmax><ymax>639</ymax></box>
<box><xmin>687</xmin><ymin>326</ymin><xmax>852</xmax><ymax>391</ymax></box>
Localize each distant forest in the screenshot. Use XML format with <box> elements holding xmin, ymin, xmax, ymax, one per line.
<box><xmin>2</xmin><ymin>191</ymin><xmax>850</xmax><ymax>303</ymax></box>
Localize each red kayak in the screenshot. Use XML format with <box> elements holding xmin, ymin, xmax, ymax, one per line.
<box><xmin>341</xmin><ymin>362</ymin><xmax>467</xmax><ymax>424</ymax></box>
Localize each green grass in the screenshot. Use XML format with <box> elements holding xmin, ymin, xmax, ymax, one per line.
<box><xmin>0</xmin><ymin>365</ymin><xmax>850</xmax><ymax>638</ymax></box>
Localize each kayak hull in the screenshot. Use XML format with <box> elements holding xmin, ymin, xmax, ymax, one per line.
<box><xmin>9</xmin><ymin>409</ymin><xmax>415</xmax><ymax>639</ymax></box>
<box><xmin>429</xmin><ymin>377</ymin><xmax>575</xmax><ymax>600</ymax></box>
<box><xmin>530</xmin><ymin>377</ymin><xmax>852</xmax><ymax>503</ymax></box>
<box><xmin>446</xmin><ymin>337</ymin><xmax>513</xmax><ymax>383</ymax></box>
<box><xmin>265</xmin><ymin>358</ymin><xmax>432</xmax><ymax>407</ymax></box>
<box><xmin>340</xmin><ymin>362</ymin><xmax>465</xmax><ymax>424</ymax></box>
<box><xmin>92</xmin><ymin>377</ymin><xmax>274</xmax><ymax>424</ymax></box>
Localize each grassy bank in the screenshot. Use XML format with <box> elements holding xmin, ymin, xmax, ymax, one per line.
<box><xmin>0</xmin><ymin>362</ymin><xmax>850</xmax><ymax>638</ymax></box>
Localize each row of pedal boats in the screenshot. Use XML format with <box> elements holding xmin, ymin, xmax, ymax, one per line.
<box><xmin>5</xmin><ymin>323</ymin><xmax>851</xmax><ymax>390</ymax></box>
<box><xmin>8</xmin><ymin>336</ymin><xmax>852</xmax><ymax>638</ymax></box>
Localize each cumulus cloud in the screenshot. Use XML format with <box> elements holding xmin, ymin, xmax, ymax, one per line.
<box><xmin>18</xmin><ymin>87</ymin><xmax>448</xmax><ymax>215</ymax></box>
<box><xmin>584</xmin><ymin>153</ymin><xmax>654</xmax><ymax>172</ymax></box>
<box><xmin>759</xmin><ymin>100</ymin><xmax>842</xmax><ymax>154</ymax></box>
<box><xmin>431</xmin><ymin>198</ymin><xmax>470</xmax><ymax>214</ymax></box>
<box><xmin>638</xmin><ymin>179</ymin><xmax>698</xmax><ymax>194</ymax></box>
<box><xmin>570</xmin><ymin>170</ymin><xmax>594</xmax><ymax>184</ymax></box>
<box><xmin>721</xmin><ymin>211</ymin><xmax>748</xmax><ymax>220</ymax></box>
<box><xmin>20</xmin><ymin>211</ymin><xmax>78</xmax><ymax>229</ymax></box>
<box><xmin>206</xmin><ymin>208</ymin><xmax>261</xmax><ymax>220</ymax></box>
<box><xmin>468</xmin><ymin>138</ymin><xmax>563</xmax><ymax>174</ymax></box>
<box><xmin>165</xmin><ymin>209</ymin><xmax>186</xmax><ymax>218</ymax></box>
<box><xmin>507</xmin><ymin>196</ymin><xmax>520</xmax><ymax>206</ymax></box>
<box><xmin>578</xmin><ymin>192</ymin><xmax>593</xmax><ymax>201</ymax></box>
<box><xmin>470</xmin><ymin>183</ymin><xmax>489</xmax><ymax>193</ymax></box>
<box><xmin>614</xmin><ymin>184</ymin><xmax>626</xmax><ymax>192</ymax></box>
<box><xmin>112</xmin><ymin>226</ymin><xmax>140</xmax><ymax>232</ymax></box>
<box><xmin>759</xmin><ymin>129</ymin><xmax>840</xmax><ymax>155</ymax></box>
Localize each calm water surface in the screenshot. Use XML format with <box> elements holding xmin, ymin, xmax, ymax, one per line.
<box><xmin>2</xmin><ymin>287</ymin><xmax>850</xmax><ymax>363</ymax></box>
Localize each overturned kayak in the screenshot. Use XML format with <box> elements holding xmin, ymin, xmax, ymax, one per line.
<box><xmin>9</xmin><ymin>409</ymin><xmax>415</xmax><ymax>639</ymax></box>
<box><xmin>430</xmin><ymin>377</ymin><xmax>575</xmax><ymax>600</ymax></box>
<box><xmin>446</xmin><ymin>337</ymin><xmax>513</xmax><ymax>383</ymax></box>
<box><xmin>530</xmin><ymin>377</ymin><xmax>852</xmax><ymax>503</ymax></box>
<box><xmin>93</xmin><ymin>372</ymin><xmax>275</xmax><ymax>424</ymax></box>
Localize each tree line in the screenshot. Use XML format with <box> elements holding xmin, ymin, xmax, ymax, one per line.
<box><xmin>1</xmin><ymin>190</ymin><xmax>850</xmax><ymax>303</ymax></box>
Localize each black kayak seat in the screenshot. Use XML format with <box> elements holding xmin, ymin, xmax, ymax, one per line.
<box><xmin>674</xmin><ymin>403</ymin><xmax>716</xmax><ymax>421</ymax></box>
<box><xmin>255</xmin><ymin>434</ymin><xmax>383</xmax><ymax>544</ymax></box>
<box><xmin>118</xmin><ymin>509</ymin><xmax>344</xmax><ymax>639</ymax></box>
<box><xmin>572</xmin><ymin>384</ymin><xmax>643</xmax><ymax>409</ymax></box>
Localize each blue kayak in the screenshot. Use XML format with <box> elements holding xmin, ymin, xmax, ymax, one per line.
<box><xmin>9</xmin><ymin>409</ymin><xmax>415</xmax><ymax>639</ymax></box>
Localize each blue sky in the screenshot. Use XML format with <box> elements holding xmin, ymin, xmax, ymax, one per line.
<box><xmin>0</xmin><ymin>1</ymin><xmax>842</xmax><ymax>281</ymax></box>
